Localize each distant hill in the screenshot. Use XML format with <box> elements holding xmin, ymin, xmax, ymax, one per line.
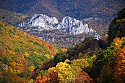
<box><xmin>0</xmin><ymin>0</ymin><xmax>64</xmax><ymax>20</ymax></box>
<box><xmin>0</xmin><ymin>9</ymin><xmax>28</xmax><ymax>25</ymax></box>
<box><xmin>0</xmin><ymin>22</ymin><xmax>58</xmax><ymax>82</ymax></box>
<box><xmin>25</xmin><ymin>0</ymin><xmax>65</xmax><ymax>20</ymax></box>
<box><xmin>0</xmin><ymin>0</ymin><xmax>124</xmax><ymax>20</ymax></box>
<box><xmin>0</xmin><ymin>0</ymin><xmax>36</xmax><ymax>14</ymax></box>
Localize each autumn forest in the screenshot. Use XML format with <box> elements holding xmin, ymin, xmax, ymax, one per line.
<box><xmin>0</xmin><ymin>2</ymin><xmax>125</xmax><ymax>83</ymax></box>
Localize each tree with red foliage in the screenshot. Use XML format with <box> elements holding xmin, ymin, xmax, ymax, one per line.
<box><xmin>75</xmin><ymin>71</ymin><xmax>94</xmax><ymax>83</ymax></box>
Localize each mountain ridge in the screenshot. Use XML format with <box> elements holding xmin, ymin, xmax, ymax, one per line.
<box><xmin>18</xmin><ymin>14</ymin><xmax>100</xmax><ymax>47</ymax></box>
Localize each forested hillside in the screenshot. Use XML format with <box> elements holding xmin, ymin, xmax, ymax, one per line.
<box><xmin>0</xmin><ymin>22</ymin><xmax>58</xmax><ymax>82</ymax></box>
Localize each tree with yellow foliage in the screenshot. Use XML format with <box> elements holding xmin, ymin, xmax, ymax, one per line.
<box><xmin>29</xmin><ymin>66</ymin><xmax>35</xmax><ymax>72</ymax></box>
<box><xmin>48</xmin><ymin>62</ymin><xmax>75</xmax><ymax>82</ymax></box>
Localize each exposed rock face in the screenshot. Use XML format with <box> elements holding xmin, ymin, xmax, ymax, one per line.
<box><xmin>19</xmin><ymin>14</ymin><xmax>98</xmax><ymax>35</ymax></box>
<box><xmin>18</xmin><ymin>14</ymin><xmax>100</xmax><ymax>47</ymax></box>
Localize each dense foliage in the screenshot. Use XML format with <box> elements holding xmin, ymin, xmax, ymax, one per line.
<box><xmin>96</xmin><ymin>37</ymin><xmax>125</xmax><ymax>83</ymax></box>
<box><xmin>0</xmin><ymin>22</ymin><xmax>58</xmax><ymax>82</ymax></box>
<box><xmin>0</xmin><ymin>8</ymin><xmax>125</xmax><ymax>83</ymax></box>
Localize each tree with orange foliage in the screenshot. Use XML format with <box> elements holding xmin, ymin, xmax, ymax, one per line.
<box><xmin>35</xmin><ymin>76</ymin><xmax>47</xmax><ymax>83</ymax></box>
<box><xmin>0</xmin><ymin>48</ymin><xmax>7</xmax><ymax>56</ymax></box>
<box><xmin>114</xmin><ymin>46</ymin><xmax>125</xmax><ymax>82</ymax></box>
<box><xmin>60</xmin><ymin>48</ymin><xmax>67</xmax><ymax>53</ymax></box>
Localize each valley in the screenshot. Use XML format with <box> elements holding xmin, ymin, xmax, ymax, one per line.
<box><xmin>0</xmin><ymin>0</ymin><xmax>125</xmax><ymax>83</ymax></box>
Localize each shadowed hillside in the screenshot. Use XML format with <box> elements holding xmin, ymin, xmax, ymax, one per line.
<box><xmin>0</xmin><ymin>9</ymin><xmax>28</xmax><ymax>25</ymax></box>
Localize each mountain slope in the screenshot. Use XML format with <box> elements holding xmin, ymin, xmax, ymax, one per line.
<box><xmin>0</xmin><ymin>22</ymin><xmax>58</xmax><ymax>82</ymax></box>
<box><xmin>26</xmin><ymin>0</ymin><xmax>65</xmax><ymax>20</ymax></box>
<box><xmin>0</xmin><ymin>0</ymin><xmax>124</xmax><ymax>20</ymax></box>
<box><xmin>0</xmin><ymin>0</ymin><xmax>36</xmax><ymax>13</ymax></box>
<box><xmin>0</xmin><ymin>9</ymin><xmax>28</xmax><ymax>25</ymax></box>
<box><xmin>55</xmin><ymin>0</ymin><xmax>124</xmax><ymax>19</ymax></box>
